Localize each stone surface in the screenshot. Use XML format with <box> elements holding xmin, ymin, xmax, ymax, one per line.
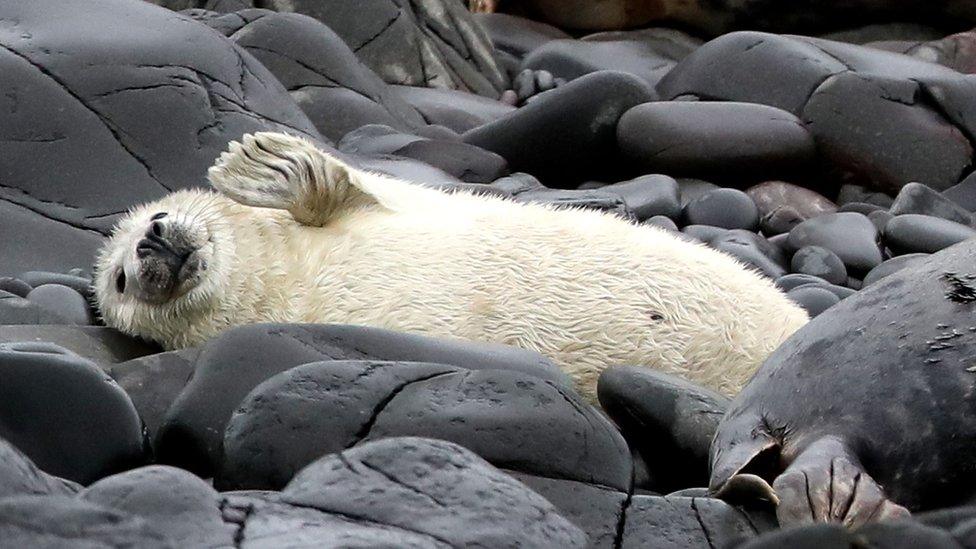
<box><xmin>885</xmin><ymin>214</ymin><xmax>976</xmax><ymax>255</ymax></box>
<box><xmin>475</xmin><ymin>12</ymin><xmax>570</xmax><ymax>61</ymax></box>
<box><xmin>0</xmin><ymin>325</ymin><xmax>161</xmax><ymax>366</ymax></box>
<box><xmin>600</xmin><ymin>175</ymin><xmax>682</xmax><ymax>221</ymax></box>
<box><xmin>785</xmin><ymin>285</ymin><xmax>841</xmax><ymax>317</ymax></box>
<box><xmin>392</xmin><ymin>85</ymin><xmax>516</xmax><ymax>133</ymax></box>
<box><xmin>263</xmin><ymin>0</ymin><xmax>507</xmax><ymax>98</ymax></box>
<box><xmin>281</xmin><ymin>437</ymin><xmax>587</xmax><ymax>548</ymax></box>
<box><xmin>943</xmin><ymin>171</ymin><xmax>976</xmax><ymax>212</ymax></box>
<box><xmin>0</xmin><ymin>342</ymin><xmax>145</xmax><ymax>484</ymax></box>
<box><xmin>156</xmin><ymin>323</ymin><xmax>570</xmax><ymax>475</ymax></box>
<box><xmin>81</xmin><ymin>465</ymin><xmax>234</xmax><ymax>547</ymax></box>
<box><xmin>464</xmin><ymin>71</ymin><xmax>655</xmax><ymax>186</ymax></box>
<box><xmin>618</xmin><ymin>101</ymin><xmax>815</xmax><ymax>183</ymax></box>
<box><xmin>620</xmin><ymin>495</ymin><xmax>771</xmax><ymax>549</ymax></box>
<box><xmin>787</xmin><ymin>212</ymin><xmax>883</xmax><ymax>273</ymax></box>
<box><xmin>682</xmin><ymin>188</ymin><xmax>760</xmax><ymax>231</ymax></box>
<box><xmin>890</xmin><ymin>182</ymin><xmax>974</xmax><ymax>226</ymax></box>
<box><xmin>790</xmin><ymin>246</ymin><xmax>848</xmax><ymax>285</ymax></box>
<box><xmin>863</xmin><ymin>254</ymin><xmax>930</xmax><ymax>287</ymax></box>
<box><xmin>0</xmin><ymin>436</ymin><xmax>79</xmax><ymax>499</ymax></box>
<box><xmin>111</xmin><ymin>349</ymin><xmax>199</xmax><ymax>442</ymax></box>
<box><xmin>0</xmin><ymin>0</ymin><xmax>319</xmax><ymax>276</ymax></box>
<box><xmin>710</xmin><ymin>230</ymin><xmax>787</xmax><ymax>279</ymax></box>
<box><xmin>598</xmin><ymin>367</ymin><xmax>730</xmax><ymax>493</ymax></box>
<box><xmin>194</xmin><ymin>9</ymin><xmax>425</xmax><ymax>143</ymax></box>
<box><xmin>746</xmin><ymin>181</ymin><xmax>837</xmax><ymax>235</ymax></box>
<box><xmin>24</xmin><ymin>284</ymin><xmax>93</xmax><ymax>326</ymax></box>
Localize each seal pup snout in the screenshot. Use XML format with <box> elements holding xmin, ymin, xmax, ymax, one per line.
<box><xmin>126</xmin><ymin>212</ymin><xmax>205</xmax><ymax>304</ymax></box>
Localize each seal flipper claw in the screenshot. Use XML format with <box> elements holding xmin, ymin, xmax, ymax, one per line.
<box><xmin>709</xmin><ymin>421</ymin><xmax>781</xmax><ymax>506</ymax></box>
<box><xmin>770</xmin><ymin>436</ymin><xmax>910</xmax><ymax>528</ymax></box>
<box><xmin>208</xmin><ymin>132</ymin><xmax>386</xmax><ymax>226</ymax></box>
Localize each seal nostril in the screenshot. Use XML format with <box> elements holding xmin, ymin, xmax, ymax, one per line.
<box><xmin>151</xmin><ymin>221</ymin><xmax>164</xmax><ymax>237</ymax></box>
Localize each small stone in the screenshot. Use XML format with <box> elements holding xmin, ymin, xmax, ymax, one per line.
<box><xmin>787</xmin><ymin>212</ymin><xmax>883</xmax><ymax>274</ymax></box>
<box><xmin>710</xmin><ymin>230</ymin><xmax>787</xmax><ymax>279</ymax></box>
<box><xmin>0</xmin><ymin>277</ymin><xmax>32</xmax><ymax>298</ymax></box>
<box><xmin>790</xmin><ymin>246</ymin><xmax>848</xmax><ymax>285</ymax></box>
<box><xmin>837</xmin><ymin>201</ymin><xmax>884</xmax><ymax>215</ymax></box>
<box><xmin>678</xmin><ymin>179</ymin><xmax>720</xmax><ymax>206</ymax></box>
<box><xmin>601</xmin><ymin>174</ymin><xmax>681</xmax><ymax>221</ymax></box>
<box><xmin>25</xmin><ymin>284</ymin><xmax>94</xmax><ymax>326</ymax></box>
<box><xmin>885</xmin><ymin>214</ymin><xmax>976</xmax><ymax>254</ymax></box>
<box><xmin>746</xmin><ymin>181</ymin><xmax>837</xmax><ymax>222</ymax></box>
<box><xmin>682</xmin><ymin>188</ymin><xmax>760</xmax><ymax>230</ymax></box>
<box><xmin>837</xmin><ymin>183</ymin><xmax>895</xmax><ymax>208</ymax></box>
<box><xmin>786</xmin><ymin>285</ymin><xmax>841</xmax><ymax>317</ymax></box>
<box><xmin>645</xmin><ymin>216</ymin><xmax>679</xmax><ymax>231</ymax></box>
<box><xmin>942</xmin><ymin>172</ymin><xmax>976</xmax><ymax>211</ymax></box>
<box><xmin>681</xmin><ymin>224</ymin><xmax>727</xmax><ymax>244</ymax></box>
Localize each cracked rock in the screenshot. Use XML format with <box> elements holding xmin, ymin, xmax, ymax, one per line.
<box><xmin>0</xmin><ymin>325</ymin><xmax>161</xmax><ymax>366</ymax></box>
<box><xmin>0</xmin><ymin>0</ymin><xmax>319</xmax><ymax>276</ymax></box>
<box><xmin>253</xmin><ymin>0</ymin><xmax>508</xmax><ymax>98</ymax></box>
<box><xmin>281</xmin><ymin>436</ymin><xmax>587</xmax><ymax>548</ymax></box>
<box><xmin>0</xmin><ymin>342</ymin><xmax>146</xmax><ymax>484</ymax></box>
<box><xmin>155</xmin><ymin>323</ymin><xmax>571</xmax><ymax>476</ymax></box>
<box><xmin>191</xmin><ymin>9</ymin><xmax>426</xmax><ymax>143</ymax></box>
<box><xmin>619</xmin><ymin>495</ymin><xmax>774</xmax><ymax>549</ymax></box>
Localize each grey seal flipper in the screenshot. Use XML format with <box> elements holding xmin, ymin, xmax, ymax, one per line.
<box><xmin>710</xmin><ymin>420</ymin><xmax>910</xmax><ymax>528</ymax></box>
<box><xmin>208</xmin><ymin>132</ymin><xmax>387</xmax><ymax>227</ymax></box>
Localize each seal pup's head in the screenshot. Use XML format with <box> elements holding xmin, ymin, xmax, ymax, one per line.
<box><xmin>93</xmin><ymin>189</ymin><xmax>238</xmax><ymax>348</ymax></box>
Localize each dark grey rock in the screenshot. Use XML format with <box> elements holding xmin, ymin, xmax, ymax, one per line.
<box><xmin>474</xmin><ymin>13</ymin><xmax>570</xmax><ymax>60</ymax></box>
<box><xmin>943</xmin><ymin>171</ymin><xmax>976</xmax><ymax>212</ymax></box>
<box><xmin>0</xmin><ymin>325</ymin><xmax>160</xmax><ymax>366</ymax></box>
<box><xmin>0</xmin><ymin>291</ymin><xmax>72</xmax><ymax>325</ymax></box>
<box><xmin>0</xmin><ymin>342</ymin><xmax>145</xmax><ymax>484</ymax></box>
<box><xmin>620</xmin><ymin>495</ymin><xmax>770</xmax><ymax>549</ymax></box>
<box><xmin>736</xmin><ymin>523</ymin><xmax>853</xmax><ymax>548</ymax></box>
<box><xmin>463</xmin><ymin>71</ymin><xmax>655</xmax><ymax>186</ymax></box>
<box><xmin>837</xmin><ymin>201</ymin><xmax>884</xmax><ymax>215</ymax></box>
<box><xmin>281</xmin><ymin>437</ymin><xmax>587</xmax><ymax>548</ymax></box>
<box><xmin>25</xmin><ymin>284</ymin><xmax>93</xmax><ymax>326</ymax></box>
<box><xmin>0</xmin><ymin>277</ymin><xmax>32</xmax><ymax>298</ymax></box>
<box><xmin>0</xmin><ymin>496</ymin><xmax>174</xmax><ymax>548</ymax></box>
<box><xmin>156</xmin><ymin>323</ymin><xmax>570</xmax><ymax>476</ymax></box>
<box><xmin>678</xmin><ymin>179</ymin><xmax>720</xmax><ymax>207</ymax></box>
<box><xmin>682</xmin><ymin>188</ymin><xmax>760</xmax><ymax>231</ymax></box>
<box><xmin>364</xmin><ymin>368</ymin><xmax>632</xmax><ymax>491</ymax></box>
<box><xmin>710</xmin><ymin>230</ymin><xmax>787</xmax><ymax>279</ymax></box>
<box><xmin>786</xmin><ymin>285</ymin><xmax>841</xmax><ymax>317</ymax></box>
<box><xmin>618</xmin><ymin>102</ymin><xmax>815</xmax><ymax>182</ymax></box>
<box><xmin>787</xmin><ymin>212</ymin><xmax>883</xmax><ymax>274</ymax></box>
<box><xmin>681</xmin><ymin>224</ymin><xmax>728</xmax><ymax>244</ymax></box>
<box><xmin>111</xmin><ymin>348</ymin><xmax>199</xmax><ymax>445</ymax></box>
<box><xmin>885</xmin><ymin>214</ymin><xmax>976</xmax><ymax>254</ymax></box>
<box><xmin>790</xmin><ymin>246</ymin><xmax>848</xmax><ymax>285</ymax></box>
<box><xmin>863</xmin><ymin>253</ymin><xmax>930</xmax><ymax>287</ymax></box>
<box><xmin>196</xmin><ymin>9</ymin><xmax>425</xmax><ymax>143</ymax></box>
<box><xmin>746</xmin><ymin>181</ymin><xmax>838</xmax><ymax>231</ymax></box>
<box><xmin>890</xmin><ymin>182</ymin><xmax>974</xmax><ymax>225</ymax></box>
<box><xmin>393</xmin><ymin>85</ymin><xmax>516</xmax><ymax>133</ymax></box>
<box><xmin>19</xmin><ymin>271</ymin><xmax>92</xmax><ymax>299</ymax></box>
<box><xmin>81</xmin><ymin>465</ymin><xmax>234</xmax><ymax>547</ymax></box>
<box><xmin>645</xmin><ymin>215</ymin><xmax>680</xmax><ymax>232</ymax></box>
<box><xmin>513</xmin><ymin>187</ymin><xmax>633</xmax><ymax>219</ymax></box>
<box><xmin>857</xmin><ymin>520</ymin><xmax>964</xmax><ymax>549</ymax></box>
<box><xmin>218</xmin><ymin>360</ymin><xmax>459</xmax><ymax>490</ymax></box>
<box><xmin>392</xmin><ymin>139</ymin><xmax>509</xmax><ymax>184</ymax></box>
<box><xmin>837</xmin><ymin>183</ymin><xmax>895</xmax><ymax>207</ymax></box>
<box><xmin>522</xmin><ymin>39</ymin><xmax>673</xmax><ymax>90</ymax></box>
<box><xmin>508</xmin><ymin>472</ymin><xmax>627</xmax><ymax>548</ymax></box>
<box><xmin>0</xmin><ymin>436</ymin><xmax>79</xmax><ymax>499</ymax></box>
<box><xmin>598</xmin><ymin>367</ymin><xmax>729</xmax><ymax>493</ymax></box>
<box><xmin>869</xmin><ymin>209</ymin><xmax>895</xmax><ymax>232</ymax></box>
<box><xmin>774</xmin><ymin>274</ymin><xmax>856</xmax><ymax>301</ymax></box>
<box><xmin>0</xmin><ymin>0</ymin><xmax>319</xmax><ymax>277</ymax></box>
<box><xmin>264</xmin><ymin>0</ymin><xmax>507</xmax><ymax>98</ymax></box>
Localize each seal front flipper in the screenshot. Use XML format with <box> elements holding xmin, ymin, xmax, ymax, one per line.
<box><xmin>208</xmin><ymin>132</ymin><xmax>389</xmax><ymax>226</ymax></box>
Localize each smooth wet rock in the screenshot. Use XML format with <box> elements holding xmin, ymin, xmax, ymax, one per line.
<box><xmin>885</xmin><ymin>214</ymin><xmax>976</xmax><ymax>255</ymax></box>
<box><xmin>837</xmin><ymin>183</ymin><xmax>895</xmax><ymax>208</ymax></box>
<box><xmin>943</xmin><ymin>172</ymin><xmax>976</xmax><ymax>212</ymax></box>
<box><xmin>0</xmin><ymin>292</ymin><xmax>72</xmax><ymax>325</ymax></box>
<box><xmin>890</xmin><ymin>182</ymin><xmax>974</xmax><ymax>225</ymax></box>
<box><xmin>25</xmin><ymin>284</ymin><xmax>93</xmax><ymax>326</ymax></box>
<box><xmin>392</xmin><ymin>139</ymin><xmax>509</xmax><ymax>183</ymax></box>
<box><xmin>475</xmin><ymin>13</ymin><xmax>570</xmax><ymax>61</ymax></box>
<box><xmin>678</xmin><ymin>179</ymin><xmax>721</xmax><ymax>207</ymax></box>
<box><xmin>0</xmin><ymin>277</ymin><xmax>32</xmax><ymax>298</ymax></box>
<box><xmin>156</xmin><ymin>323</ymin><xmax>569</xmax><ymax>475</ymax></box>
<box><xmin>746</xmin><ymin>181</ymin><xmax>837</xmax><ymax>233</ymax></box>
<box><xmin>81</xmin><ymin>465</ymin><xmax>233</xmax><ymax>547</ymax></box>
<box><xmin>785</xmin><ymin>285</ymin><xmax>841</xmax><ymax>317</ymax></box>
<box><xmin>790</xmin><ymin>246</ymin><xmax>848</xmax><ymax>285</ymax></box>
<box><xmin>837</xmin><ymin>201</ymin><xmax>883</xmax><ymax>216</ymax></box>
<box><xmin>869</xmin><ymin>209</ymin><xmax>895</xmax><ymax>232</ymax></box>
<box><xmin>521</xmin><ymin>35</ymin><xmax>681</xmax><ymax>89</ymax></box>
<box><xmin>111</xmin><ymin>349</ymin><xmax>198</xmax><ymax>443</ymax></box>
<box><xmin>463</xmin><ymin>71</ymin><xmax>655</xmax><ymax>186</ymax></box>
<box><xmin>392</xmin><ymin>85</ymin><xmax>516</xmax><ymax>133</ymax></box>
<box><xmin>0</xmin><ymin>342</ymin><xmax>145</xmax><ymax>484</ymax></box>
<box><xmin>618</xmin><ymin>101</ymin><xmax>815</xmax><ymax>182</ymax></box>
<box><xmin>710</xmin><ymin>230</ymin><xmax>787</xmax><ymax>279</ymax></box>
<box><xmin>645</xmin><ymin>215</ymin><xmax>680</xmax><ymax>231</ymax></box>
<box><xmin>281</xmin><ymin>437</ymin><xmax>587</xmax><ymax>548</ymax></box>
<box><xmin>681</xmin><ymin>224</ymin><xmax>727</xmax><ymax>244</ymax></box>
<box><xmin>0</xmin><ymin>436</ymin><xmax>79</xmax><ymax>498</ymax></box>
<box><xmin>598</xmin><ymin>367</ymin><xmax>729</xmax><ymax>493</ymax></box>
<box><xmin>787</xmin><ymin>212</ymin><xmax>883</xmax><ymax>273</ymax></box>
<box><xmin>863</xmin><ymin>253</ymin><xmax>930</xmax><ymax>287</ymax></box>
<box><xmin>600</xmin><ymin>174</ymin><xmax>681</xmax><ymax>221</ymax></box>
<box><xmin>19</xmin><ymin>271</ymin><xmax>92</xmax><ymax>299</ymax></box>
<box><xmin>682</xmin><ymin>188</ymin><xmax>760</xmax><ymax>230</ymax></box>
<box><xmin>774</xmin><ymin>273</ymin><xmax>856</xmax><ymax>301</ymax></box>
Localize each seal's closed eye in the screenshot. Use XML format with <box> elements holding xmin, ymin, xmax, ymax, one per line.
<box><xmin>116</xmin><ymin>271</ymin><xmax>127</xmax><ymax>294</ymax></box>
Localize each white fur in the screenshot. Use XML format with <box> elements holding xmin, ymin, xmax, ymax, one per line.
<box><xmin>94</xmin><ymin>133</ymin><xmax>808</xmax><ymax>398</ymax></box>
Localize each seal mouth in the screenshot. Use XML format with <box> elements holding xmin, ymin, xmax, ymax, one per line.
<box><xmin>131</xmin><ymin>230</ymin><xmax>203</xmax><ymax>304</ymax></box>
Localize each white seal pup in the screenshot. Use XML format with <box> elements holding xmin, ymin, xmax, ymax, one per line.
<box><xmin>94</xmin><ymin>132</ymin><xmax>807</xmax><ymax>398</ymax></box>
